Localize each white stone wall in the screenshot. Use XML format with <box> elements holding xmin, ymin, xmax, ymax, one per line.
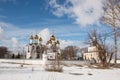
<box><xmin>88</xmin><ymin>46</ymin><xmax>98</xmax><ymax>52</ymax></box>
<box><xmin>83</xmin><ymin>46</ymin><xmax>99</xmax><ymax>62</ymax></box>
<box><xmin>47</xmin><ymin>52</ymin><xmax>56</xmax><ymax>60</ymax></box>
<box><xmin>25</xmin><ymin>44</ymin><xmax>37</xmax><ymax>59</ymax></box>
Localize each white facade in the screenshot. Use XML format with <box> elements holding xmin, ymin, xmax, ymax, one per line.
<box><xmin>25</xmin><ymin>44</ymin><xmax>43</xmax><ymax>59</ymax></box>
<box><xmin>47</xmin><ymin>52</ymin><xmax>56</xmax><ymax>60</ymax></box>
<box><xmin>25</xmin><ymin>34</ymin><xmax>61</xmax><ymax>60</ymax></box>
<box><xmin>25</xmin><ymin>34</ymin><xmax>44</xmax><ymax>59</ymax></box>
<box><xmin>83</xmin><ymin>46</ymin><xmax>99</xmax><ymax>62</ymax></box>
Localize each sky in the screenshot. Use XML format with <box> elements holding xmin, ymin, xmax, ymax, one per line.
<box><xmin>0</xmin><ymin>0</ymin><xmax>113</xmax><ymax>50</ymax></box>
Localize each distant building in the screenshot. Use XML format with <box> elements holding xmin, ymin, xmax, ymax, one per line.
<box><xmin>83</xmin><ymin>35</ymin><xmax>108</xmax><ymax>63</ymax></box>
<box><xmin>45</xmin><ymin>34</ymin><xmax>61</xmax><ymax>60</ymax></box>
<box><xmin>0</xmin><ymin>46</ymin><xmax>8</xmax><ymax>58</ymax></box>
<box><xmin>25</xmin><ymin>33</ymin><xmax>61</xmax><ymax>60</ymax></box>
<box><xmin>83</xmin><ymin>46</ymin><xmax>99</xmax><ymax>62</ymax></box>
<box><xmin>76</xmin><ymin>49</ymin><xmax>83</xmax><ymax>60</ymax></box>
<box><xmin>25</xmin><ymin>34</ymin><xmax>44</xmax><ymax>59</ymax></box>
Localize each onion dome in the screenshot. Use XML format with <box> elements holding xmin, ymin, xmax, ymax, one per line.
<box><xmin>48</xmin><ymin>40</ymin><xmax>52</xmax><ymax>44</ymax></box>
<box><xmin>34</xmin><ymin>34</ymin><xmax>39</xmax><ymax>39</ymax></box>
<box><xmin>39</xmin><ymin>37</ymin><xmax>42</xmax><ymax>42</ymax></box>
<box><xmin>46</xmin><ymin>41</ymin><xmax>49</xmax><ymax>45</ymax></box>
<box><xmin>40</xmin><ymin>44</ymin><xmax>42</xmax><ymax>47</ymax></box>
<box><xmin>55</xmin><ymin>40</ymin><xmax>60</xmax><ymax>46</ymax></box>
<box><xmin>50</xmin><ymin>35</ymin><xmax>55</xmax><ymax>41</ymax></box>
<box><xmin>56</xmin><ymin>40</ymin><xmax>60</xmax><ymax>44</ymax></box>
<box><xmin>46</xmin><ymin>40</ymin><xmax>52</xmax><ymax>45</ymax></box>
<box><xmin>30</xmin><ymin>35</ymin><xmax>34</xmax><ymax>40</ymax></box>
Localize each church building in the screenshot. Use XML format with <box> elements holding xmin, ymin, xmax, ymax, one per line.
<box><xmin>25</xmin><ymin>33</ymin><xmax>61</xmax><ymax>60</ymax></box>
<box><xmin>83</xmin><ymin>34</ymin><xmax>108</xmax><ymax>63</ymax></box>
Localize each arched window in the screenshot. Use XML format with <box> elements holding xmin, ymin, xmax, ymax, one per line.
<box><xmin>32</xmin><ymin>46</ymin><xmax>35</xmax><ymax>51</ymax></box>
<box><xmin>36</xmin><ymin>46</ymin><xmax>40</xmax><ymax>53</ymax></box>
<box><xmin>28</xmin><ymin>46</ymin><xmax>29</xmax><ymax>52</ymax></box>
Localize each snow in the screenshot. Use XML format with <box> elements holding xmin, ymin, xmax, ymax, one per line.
<box><xmin>0</xmin><ymin>59</ymin><xmax>120</xmax><ymax>80</ymax></box>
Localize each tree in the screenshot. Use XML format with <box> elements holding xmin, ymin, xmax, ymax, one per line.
<box><xmin>61</xmin><ymin>46</ymin><xmax>79</xmax><ymax>60</ymax></box>
<box><xmin>12</xmin><ymin>54</ymin><xmax>15</xmax><ymax>59</ymax></box>
<box><xmin>102</xmin><ymin>0</ymin><xmax>120</xmax><ymax>65</ymax></box>
<box><xmin>86</xmin><ymin>30</ymin><xmax>113</xmax><ymax>66</ymax></box>
<box><xmin>0</xmin><ymin>46</ymin><xmax>8</xmax><ymax>58</ymax></box>
<box><xmin>16</xmin><ymin>53</ymin><xmax>21</xmax><ymax>59</ymax></box>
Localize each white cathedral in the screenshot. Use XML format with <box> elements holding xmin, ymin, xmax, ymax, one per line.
<box><xmin>25</xmin><ymin>34</ymin><xmax>61</xmax><ymax>60</ymax></box>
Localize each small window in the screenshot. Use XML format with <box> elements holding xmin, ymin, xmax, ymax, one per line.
<box><xmin>50</xmin><ymin>56</ymin><xmax>52</xmax><ymax>58</ymax></box>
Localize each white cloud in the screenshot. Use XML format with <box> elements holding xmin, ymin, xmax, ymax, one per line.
<box><xmin>0</xmin><ymin>23</ymin><xmax>37</xmax><ymax>49</ymax></box>
<box><xmin>0</xmin><ymin>22</ymin><xmax>85</xmax><ymax>50</ymax></box>
<box><xmin>0</xmin><ymin>22</ymin><xmax>51</xmax><ymax>50</ymax></box>
<box><xmin>11</xmin><ymin>37</ymin><xmax>18</xmax><ymax>47</ymax></box>
<box><xmin>0</xmin><ymin>27</ymin><xmax>4</xmax><ymax>39</ymax></box>
<box><xmin>59</xmin><ymin>39</ymin><xmax>86</xmax><ymax>49</ymax></box>
<box><xmin>0</xmin><ymin>22</ymin><xmax>11</xmax><ymax>28</ymax></box>
<box><xmin>59</xmin><ymin>39</ymin><xmax>74</xmax><ymax>48</ymax></box>
<box><xmin>37</xmin><ymin>28</ymin><xmax>72</xmax><ymax>47</ymax></box>
<box><xmin>49</xmin><ymin>0</ymin><xmax>104</xmax><ymax>26</ymax></box>
<box><xmin>38</xmin><ymin>28</ymin><xmax>50</xmax><ymax>44</ymax></box>
<box><xmin>37</xmin><ymin>28</ymin><xmax>82</xmax><ymax>48</ymax></box>
<box><xmin>0</xmin><ymin>22</ymin><xmax>19</xmax><ymax>50</ymax></box>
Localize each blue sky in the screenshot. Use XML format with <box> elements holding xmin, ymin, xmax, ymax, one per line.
<box><xmin>0</xmin><ymin>0</ymin><xmax>113</xmax><ymax>49</ymax></box>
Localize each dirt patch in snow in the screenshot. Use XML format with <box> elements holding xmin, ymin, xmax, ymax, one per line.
<box><xmin>88</xmin><ymin>73</ymin><xmax>93</xmax><ymax>75</ymax></box>
<box><xmin>69</xmin><ymin>73</ymin><xmax>84</xmax><ymax>75</ymax></box>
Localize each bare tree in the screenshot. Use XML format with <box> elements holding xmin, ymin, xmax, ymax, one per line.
<box><xmin>86</xmin><ymin>30</ymin><xmax>113</xmax><ymax>66</ymax></box>
<box><xmin>102</xmin><ymin>0</ymin><xmax>120</xmax><ymax>65</ymax></box>
<box><xmin>0</xmin><ymin>46</ymin><xmax>8</xmax><ymax>58</ymax></box>
<box><xmin>61</xmin><ymin>46</ymin><xmax>79</xmax><ymax>60</ymax></box>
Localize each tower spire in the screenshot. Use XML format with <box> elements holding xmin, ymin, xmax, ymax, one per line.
<box><xmin>39</xmin><ymin>34</ymin><xmax>42</xmax><ymax>44</ymax></box>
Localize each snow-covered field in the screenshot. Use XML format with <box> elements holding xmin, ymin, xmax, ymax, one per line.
<box><xmin>0</xmin><ymin>59</ymin><xmax>120</xmax><ymax>80</ymax></box>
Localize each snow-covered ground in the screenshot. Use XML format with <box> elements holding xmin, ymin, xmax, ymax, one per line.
<box><xmin>0</xmin><ymin>60</ymin><xmax>120</xmax><ymax>80</ymax></box>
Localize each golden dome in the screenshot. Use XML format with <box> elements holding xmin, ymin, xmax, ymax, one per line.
<box><xmin>40</xmin><ymin>44</ymin><xmax>42</xmax><ymax>47</ymax></box>
<box><xmin>48</xmin><ymin>40</ymin><xmax>52</xmax><ymax>44</ymax></box>
<box><xmin>55</xmin><ymin>40</ymin><xmax>60</xmax><ymax>46</ymax></box>
<box><xmin>50</xmin><ymin>35</ymin><xmax>55</xmax><ymax>41</ymax></box>
<box><xmin>56</xmin><ymin>40</ymin><xmax>60</xmax><ymax>44</ymax></box>
<box><xmin>46</xmin><ymin>40</ymin><xmax>52</xmax><ymax>45</ymax></box>
<box><xmin>46</xmin><ymin>41</ymin><xmax>49</xmax><ymax>45</ymax></box>
<box><xmin>39</xmin><ymin>37</ymin><xmax>42</xmax><ymax>42</ymax></box>
<box><xmin>30</xmin><ymin>35</ymin><xmax>34</xmax><ymax>40</ymax></box>
<box><xmin>34</xmin><ymin>35</ymin><xmax>39</xmax><ymax>39</ymax></box>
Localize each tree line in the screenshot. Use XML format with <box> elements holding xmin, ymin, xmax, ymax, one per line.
<box><xmin>0</xmin><ymin>46</ymin><xmax>84</xmax><ymax>60</ymax></box>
